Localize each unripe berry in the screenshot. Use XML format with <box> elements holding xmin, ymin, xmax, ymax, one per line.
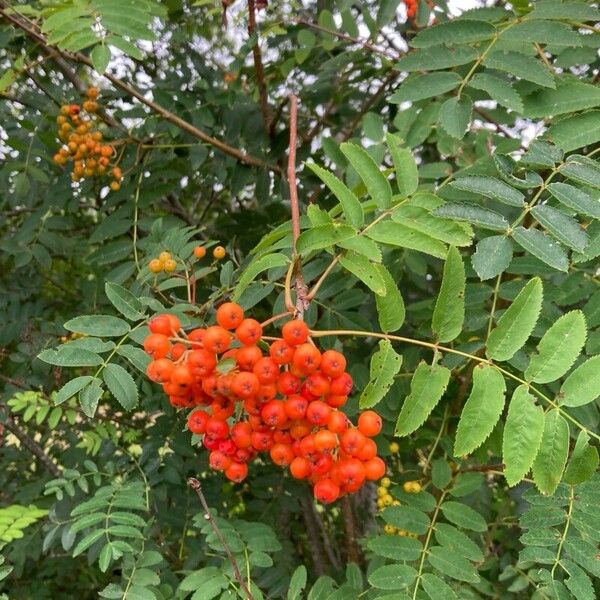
<box><xmin>213</xmin><ymin>246</ymin><xmax>226</xmax><ymax>259</ymax></box>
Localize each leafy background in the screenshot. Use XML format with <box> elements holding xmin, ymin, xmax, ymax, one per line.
<box><xmin>1</xmin><ymin>0</ymin><xmax>600</xmax><ymax>598</ymax></box>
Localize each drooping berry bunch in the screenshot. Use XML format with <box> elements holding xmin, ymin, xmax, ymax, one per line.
<box><xmin>53</xmin><ymin>87</ymin><xmax>122</xmax><ymax>190</ymax></box>
<box><xmin>143</xmin><ymin>304</ymin><xmax>387</xmax><ymax>503</ymax></box>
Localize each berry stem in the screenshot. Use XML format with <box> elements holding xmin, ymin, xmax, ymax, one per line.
<box><xmin>260</xmin><ymin>311</ymin><xmax>293</xmax><ymax>328</ymax></box>
<box><xmin>187</xmin><ymin>477</ymin><xmax>256</xmax><ymax>600</ymax></box>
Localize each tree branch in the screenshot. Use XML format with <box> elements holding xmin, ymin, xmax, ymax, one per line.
<box><xmin>187</xmin><ymin>478</ymin><xmax>255</xmax><ymax>600</ymax></box>
<box><xmin>247</xmin><ymin>0</ymin><xmax>271</xmax><ymax>134</ymax></box>
<box><xmin>340</xmin><ymin>496</ymin><xmax>361</xmax><ymax>565</ymax></box>
<box><xmin>0</xmin><ymin>2</ymin><xmax>280</xmax><ymax>173</ymax></box>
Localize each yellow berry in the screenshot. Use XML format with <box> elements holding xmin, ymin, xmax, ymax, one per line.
<box><xmin>149</xmin><ymin>259</ymin><xmax>163</xmax><ymax>273</ymax></box>
<box><xmin>384</xmin><ymin>524</ymin><xmax>396</xmax><ymax>535</ymax></box>
<box><xmin>381</xmin><ymin>477</ymin><xmax>391</xmax><ymax>488</ymax></box>
<box><xmin>392</xmin><ymin>500</ymin><xmax>401</xmax><ymax>506</ymax></box>
<box><xmin>377</xmin><ymin>486</ymin><xmax>387</xmax><ymax>497</ymax></box>
<box><xmin>163</xmin><ymin>258</ymin><xmax>177</xmax><ymax>273</ymax></box>
<box><xmin>382</xmin><ymin>494</ymin><xmax>393</xmax><ymax>506</ymax></box>
<box><xmin>408</xmin><ymin>532</ymin><xmax>419</xmax><ymax>539</ymax></box>
<box><xmin>397</xmin><ymin>529</ymin><xmax>407</xmax><ymax>537</ymax></box>
<box><xmin>389</xmin><ymin>442</ymin><xmax>400</xmax><ymax>454</ymax></box>
<box><xmin>377</xmin><ymin>498</ymin><xmax>386</xmax><ymax>509</ymax></box>
<box><xmin>213</xmin><ymin>246</ymin><xmax>226</xmax><ymax>260</ymax></box>
<box><xmin>158</xmin><ymin>251</ymin><xmax>171</xmax><ymax>262</ymax></box>
<box><xmin>110</xmin><ymin>181</ymin><xmax>120</xmax><ymax>191</ymax></box>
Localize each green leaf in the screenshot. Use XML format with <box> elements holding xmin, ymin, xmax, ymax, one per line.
<box><xmin>367</xmin><ymin>535</ymin><xmax>422</xmax><ymax>561</ymax></box>
<box><xmin>484</xmin><ymin>50</ymin><xmax>555</xmax><ymax>88</ymax></box>
<box><xmin>559</xmin><ymin>155</ymin><xmax>600</xmax><ymax>190</ymax></box>
<box><xmin>546</xmin><ymin>183</ymin><xmax>600</xmax><ymax>219</ymax></box>
<box><xmin>502</xmin><ymin>386</ymin><xmax>545</xmax><ymax>486</ymax></box>
<box><xmin>359</xmin><ymin>340</ymin><xmax>402</xmax><ymax>408</ymax></box>
<box><xmin>450</xmin><ymin>176</ymin><xmax>525</xmax><ymax>207</ymax></box>
<box><xmin>440</xmin><ymin>501</ymin><xmax>487</xmax><ymax>532</ymax></box>
<box><xmin>340</xmin><ymin>143</ymin><xmax>392</xmax><ymax>208</ymax></box>
<box><xmin>306</xmin><ymin>162</ymin><xmax>364</xmax><ymax>228</ymax></box>
<box><xmin>72</xmin><ymin>529</ymin><xmax>105</xmax><ymax>557</ymax></box>
<box><xmin>421</xmin><ymin>573</ymin><xmax>458</xmax><ymax>600</ymax></box>
<box><xmin>381</xmin><ymin>505</ymin><xmax>430</xmax><ymax>534</ymax></box>
<box><xmin>434</xmin><ymin>203</ymin><xmax>509</xmax><ymax>231</ymax></box>
<box><xmin>563</xmin><ymin>559</ymin><xmax>595</xmax><ymax>600</ymax></box>
<box><xmin>38</xmin><ymin>347</ymin><xmax>103</xmax><ymax>367</ymax></box>
<box><xmin>339</xmin><ymin>251</ymin><xmax>386</xmax><ymax>295</ymax></box>
<box><xmin>411</xmin><ymin>19</ymin><xmax>495</xmax><ymax>47</ymax></box>
<box><xmin>389</xmin><ymin>72</ymin><xmax>462</xmax><ymax>103</ymax></box>
<box><xmin>107</xmin><ymin>34</ymin><xmax>143</xmax><ymax>59</ymax></box>
<box><xmin>79</xmin><ymin>378</ymin><xmax>104</xmax><ymax>418</ymax></box>
<box><xmin>431</xmin><ymin>459</ymin><xmax>452</xmax><ymax>489</ymax></box>
<box><xmin>434</xmin><ymin>523</ymin><xmax>484</xmax><ymax>562</ymax></box>
<box><xmin>232</xmin><ymin>253</ymin><xmax>288</xmax><ymax>301</ymax></box>
<box><xmin>297</xmin><ymin>224</ymin><xmax>356</xmax><ymax>254</ymax></box>
<box><xmin>427</xmin><ymin>546</ymin><xmax>480</xmax><ymax>583</ymax></box>
<box><xmin>287</xmin><ymin>566</ymin><xmax>307</xmax><ymax>600</ymax></box>
<box><xmin>375</xmin><ymin>267</ymin><xmax>406</xmax><ymax>333</ymax></box>
<box><xmin>563</xmin><ymin>431</ymin><xmax>599</xmax><ymax>485</ymax></box>
<box><xmin>523</xmin><ymin>80</ymin><xmax>600</xmax><ymax>119</ymax></box>
<box><xmin>558</xmin><ymin>355</ymin><xmax>600</xmax><ymax>407</ymax></box>
<box><xmin>454</xmin><ymin>365</ymin><xmax>506</xmax><ymax>456</ymax></box>
<box><xmin>468</xmin><ymin>73</ymin><xmax>523</xmax><ymax>113</ymax></box>
<box><xmin>386</xmin><ymin>133</ymin><xmax>418</xmax><ymax>197</ymax></box>
<box><xmin>337</xmin><ymin>236</ymin><xmax>381</xmax><ymax>262</ymax></box>
<box><xmin>55</xmin><ymin>376</ymin><xmax>94</xmax><ymax>405</ymax></box>
<box><xmin>395</xmin><ymin>362</ymin><xmax>451</xmax><ymax>436</ymax></box>
<box><xmin>116</xmin><ymin>345</ymin><xmax>150</xmax><ymax>374</ymax></box>
<box><xmin>525</xmin><ymin>310</ymin><xmax>586</xmax><ymax>383</ymax></box>
<box><xmin>367</xmin><ymin>221</ymin><xmax>447</xmax><ymax>258</ymax></box>
<box><xmin>530</xmin><ymin>2</ymin><xmax>600</xmax><ymax>20</ymax></box>
<box><xmin>91</xmin><ymin>44</ymin><xmax>111</xmax><ymax>73</ymax></box>
<box><xmin>102</xmin><ymin>363</ymin><xmax>138</xmax><ymax>410</ymax></box>
<box><xmin>98</xmin><ymin>543</ymin><xmax>112</xmax><ymax>573</ymax></box>
<box><xmin>105</xmin><ymin>282</ymin><xmax>146</xmax><ymax>321</ymax></box>
<box><xmin>64</xmin><ymin>315</ymin><xmax>130</xmax><ymax>337</ymax></box>
<box><xmin>512</xmin><ymin>226</ymin><xmax>569</xmax><ymax>272</ymax></box>
<box><xmin>367</xmin><ymin>564</ymin><xmax>417</xmax><ymax>590</ymax></box>
<box><xmin>471</xmin><ymin>235</ymin><xmax>513</xmax><ymax>280</ymax></box>
<box><xmin>530</xmin><ymin>205</ymin><xmax>588</xmax><ymax>253</ymax></box>
<box><xmin>547</xmin><ymin>110</ymin><xmax>600</xmax><ymax>151</ymax></box>
<box><xmin>396</xmin><ymin>45</ymin><xmax>478</xmax><ymax>72</ymax></box>
<box><xmin>438</xmin><ymin>96</ymin><xmax>472</xmax><ymax>140</ymax></box>
<box><xmin>486</xmin><ymin>277</ymin><xmax>543</xmax><ymax>361</ymax></box>
<box><xmin>432</xmin><ymin>246</ymin><xmax>465</xmax><ymax>343</ymax></box>
<box><xmin>532</xmin><ymin>409</ymin><xmax>570</xmax><ymax>494</ymax></box>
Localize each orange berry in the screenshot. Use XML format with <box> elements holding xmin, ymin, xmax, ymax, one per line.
<box><xmin>216</xmin><ymin>302</ymin><xmax>244</xmax><ymax>330</ymax></box>
<box><xmin>149</xmin><ymin>259</ymin><xmax>162</xmax><ymax>273</ymax></box>
<box><xmin>193</xmin><ymin>245</ymin><xmax>206</xmax><ymax>258</ymax></box>
<box><xmin>163</xmin><ymin>259</ymin><xmax>177</xmax><ymax>272</ymax></box>
<box><xmin>213</xmin><ymin>246</ymin><xmax>226</xmax><ymax>260</ymax></box>
<box><xmin>110</xmin><ymin>181</ymin><xmax>120</xmax><ymax>191</ymax></box>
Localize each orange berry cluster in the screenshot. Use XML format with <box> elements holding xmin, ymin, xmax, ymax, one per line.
<box><xmin>142</xmin><ymin>305</ymin><xmax>387</xmax><ymax>503</ymax></box>
<box><xmin>149</xmin><ymin>251</ymin><xmax>177</xmax><ymax>274</ymax></box>
<box><xmin>53</xmin><ymin>87</ymin><xmax>122</xmax><ymax>190</ymax></box>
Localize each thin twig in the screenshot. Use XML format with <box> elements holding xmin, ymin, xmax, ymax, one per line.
<box><xmin>287</xmin><ymin>94</ymin><xmax>309</xmax><ymax>317</ymax></box>
<box><xmin>187</xmin><ymin>478</ymin><xmax>255</xmax><ymax>600</ymax></box>
<box><xmin>247</xmin><ymin>0</ymin><xmax>271</xmax><ymax>134</ymax></box>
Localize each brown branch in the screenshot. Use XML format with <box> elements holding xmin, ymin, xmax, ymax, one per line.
<box><xmin>340</xmin><ymin>496</ymin><xmax>361</xmax><ymax>565</ymax></box>
<box><xmin>299</xmin><ymin>492</ymin><xmax>327</xmax><ymax>576</ymax></box>
<box><xmin>295</xmin><ymin>18</ymin><xmax>398</xmax><ymax>60</ymax></box>
<box><xmin>187</xmin><ymin>478</ymin><xmax>255</xmax><ymax>600</ymax></box>
<box><xmin>306</xmin><ymin>493</ymin><xmax>341</xmax><ymax>571</ymax></box>
<box><xmin>4</xmin><ymin>416</ymin><xmax>61</xmax><ymax>477</ymax></box>
<box><xmin>247</xmin><ymin>0</ymin><xmax>271</xmax><ymax>134</ymax></box>
<box><xmin>0</xmin><ymin>3</ymin><xmax>280</xmax><ymax>173</ymax></box>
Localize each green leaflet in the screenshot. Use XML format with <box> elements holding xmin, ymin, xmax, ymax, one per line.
<box><xmin>396</xmin><ymin>45</ymin><xmax>478</xmax><ymax>72</ymax></box>
<box><xmin>471</xmin><ymin>235</ymin><xmax>513</xmax><ymax>281</ymax></box>
<box><xmin>559</xmin><ymin>155</ymin><xmax>600</xmax><ymax>190</ymax></box>
<box><xmin>547</xmin><ymin>183</ymin><xmax>600</xmax><ymax>219</ymax></box>
<box><xmin>438</xmin><ymin>96</ymin><xmax>472</xmax><ymax>140</ymax></box>
<box><xmin>532</xmin><ymin>409</ymin><xmax>569</xmax><ymax>495</ymax></box>
<box><xmin>359</xmin><ymin>340</ymin><xmax>402</xmax><ymax>408</ymax></box>
<box><xmin>525</xmin><ymin>310</ymin><xmax>586</xmax><ymax>383</ymax></box>
<box><xmin>468</xmin><ymin>73</ymin><xmax>523</xmax><ymax>113</ymax></box>
<box><xmin>530</xmin><ymin>205</ymin><xmax>588</xmax><ymax>253</ymax></box>
<box><xmin>440</xmin><ymin>501</ymin><xmax>487</xmax><ymax>532</ymax></box>
<box><xmin>523</xmin><ymin>80</ymin><xmax>600</xmax><ymax>119</ymax></box>
<box><xmin>427</xmin><ymin>546</ymin><xmax>480</xmax><ymax>583</ymax></box>
<box><xmin>395</xmin><ymin>362</ymin><xmax>450</xmax><ymax>436</ymax></box>
<box><xmin>558</xmin><ymin>355</ymin><xmax>600</xmax><ymax>407</ymax></box>
<box><xmin>386</xmin><ymin>133</ymin><xmax>418</xmax><ymax>197</ymax></box>
<box><xmin>340</xmin><ymin>142</ymin><xmax>392</xmax><ymax>208</ymax></box>
<box><xmin>411</xmin><ymin>19</ymin><xmax>495</xmax><ymax>47</ymax></box>
<box><xmin>486</xmin><ymin>277</ymin><xmax>543</xmax><ymax>361</ymax></box>
<box><xmin>454</xmin><ymin>365</ymin><xmax>506</xmax><ymax>456</ymax></box>
<box><xmin>306</xmin><ymin>162</ymin><xmax>364</xmax><ymax>228</ymax></box>
<box><xmin>547</xmin><ymin>110</ymin><xmax>600</xmax><ymax>151</ymax></box>
<box><xmin>339</xmin><ymin>251</ymin><xmax>386</xmax><ymax>296</ymax></box>
<box><xmin>102</xmin><ymin>363</ymin><xmax>138</xmax><ymax>411</ymax></box>
<box><xmin>502</xmin><ymin>386</ymin><xmax>544</xmax><ymax>486</ymax></box>
<box><xmin>434</xmin><ymin>203</ymin><xmax>509</xmax><ymax>232</ymax></box>
<box><xmin>389</xmin><ymin>72</ymin><xmax>462</xmax><ymax>103</ymax></box>
<box><xmin>421</xmin><ymin>573</ymin><xmax>459</xmax><ymax>600</ymax></box>
<box><xmin>450</xmin><ymin>176</ymin><xmax>525</xmax><ymax>207</ymax></box>
<box><xmin>366</xmin><ymin>220</ymin><xmax>448</xmax><ymax>258</ymax></box>
<box><xmin>511</xmin><ymin>226</ymin><xmax>569</xmax><ymax>272</ymax></box>
<box><xmin>375</xmin><ymin>267</ymin><xmax>405</xmax><ymax>333</ymax></box>
<box><xmin>484</xmin><ymin>50</ymin><xmax>556</xmax><ymax>88</ymax></box>
<box><xmin>64</xmin><ymin>315</ymin><xmax>130</xmax><ymax>337</ymax></box>
<box><xmin>296</xmin><ymin>224</ymin><xmax>356</xmax><ymax>253</ymax></box>
<box><xmin>432</xmin><ymin>246</ymin><xmax>465</xmax><ymax>343</ymax></box>
<box><xmin>232</xmin><ymin>253</ymin><xmax>288</xmax><ymax>301</ymax></box>
<box><xmin>563</xmin><ymin>431</ymin><xmax>599</xmax><ymax>486</ymax></box>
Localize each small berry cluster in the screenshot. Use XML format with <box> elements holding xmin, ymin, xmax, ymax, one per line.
<box><xmin>148</xmin><ymin>246</ymin><xmax>226</xmax><ymax>275</ymax></box>
<box><xmin>53</xmin><ymin>87</ymin><xmax>122</xmax><ymax>190</ymax></box>
<box><xmin>142</xmin><ymin>304</ymin><xmax>387</xmax><ymax>503</ymax></box>
<box><xmin>378</xmin><ymin>478</ymin><xmax>422</xmax><ymax>537</ymax></box>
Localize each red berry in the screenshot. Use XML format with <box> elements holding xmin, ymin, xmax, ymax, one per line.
<box><xmin>187</xmin><ymin>409</ymin><xmax>209</xmax><ymax>434</ymax></box>
<box><xmin>236</xmin><ymin>319</ymin><xmax>263</xmax><ymax>345</ymax></box>
<box><xmin>358</xmin><ymin>410</ymin><xmax>382</xmax><ymax>437</ymax></box>
<box><xmin>314</xmin><ymin>478</ymin><xmax>340</xmax><ymax>504</ymax></box>
<box><xmin>364</xmin><ymin>456</ymin><xmax>386</xmax><ymax>481</ymax></box>
<box><xmin>225</xmin><ymin>461</ymin><xmax>248</xmax><ymax>482</ymax></box>
<box><xmin>290</xmin><ymin>456</ymin><xmax>311</xmax><ymax>479</ymax></box>
<box><xmin>281</xmin><ymin>319</ymin><xmax>309</xmax><ymax>345</ymax></box>
<box><xmin>320</xmin><ymin>350</ymin><xmax>347</xmax><ymax>378</ymax></box>
<box><xmin>216</xmin><ymin>302</ymin><xmax>244</xmax><ymax>330</ymax></box>
<box><xmin>143</xmin><ymin>333</ymin><xmax>171</xmax><ymax>359</ymax></box>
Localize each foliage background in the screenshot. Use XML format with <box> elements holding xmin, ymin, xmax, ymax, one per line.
<box><xmin>1</xmin><ymin>0</ymin><xmax>600</xmax><ymax>598</ymax></box>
